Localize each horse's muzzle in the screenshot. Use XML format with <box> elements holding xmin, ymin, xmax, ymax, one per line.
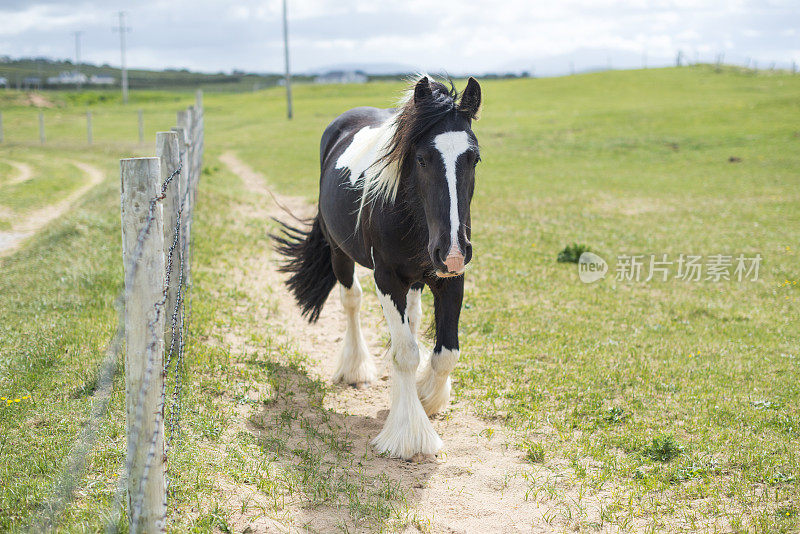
<box><xmin>444</xmin><ymin>245</ymin><xmax>465</xmax><ymax>273</ymax></box>
<box><xmin>435</xmin><ymin>244</ymin><xmax>466</xmax><ymax>278</ymax></box>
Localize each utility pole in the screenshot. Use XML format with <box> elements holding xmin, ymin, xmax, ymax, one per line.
<box><xmin>74</xmin><ymin>31</ymin><xmax>83</xmax><ymax>90</ymax></box>
<box><xmin>282</xmin><ymin>0</ymin><xmax>293</xmax><ymax>119</ymax></box>
<box><xmin>114</xmin><ymin>12</ymin><xmax>131</xmax><ymax>104</ymax></box>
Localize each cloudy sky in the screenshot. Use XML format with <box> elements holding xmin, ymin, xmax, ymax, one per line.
<box><xmin>0</xmin><ymin>0</ymin><xmax>797</xmax><ymax>76</ymax></box>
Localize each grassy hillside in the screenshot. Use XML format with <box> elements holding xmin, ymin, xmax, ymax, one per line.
<box><xmin>0</xmin><ymin>65</ymin><xmax>798</xmax><ymax>532</ymax></box>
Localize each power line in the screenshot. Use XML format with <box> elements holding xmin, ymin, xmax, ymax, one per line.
<box><xmin>113</xmin><ymin>11</ymin><xmax>131</xmax><ymax>104</ymax></box>
<box><xmin>282</xmin><ymin>0</ymin><xmax>293</xmax><ymax>120</ymax></box>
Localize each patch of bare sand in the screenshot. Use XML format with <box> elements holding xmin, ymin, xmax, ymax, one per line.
<box><xmin>3</xmin><ymin>160</ymin><xmax>34</xmax><ymax>186</ymax></box>
<box><xmin>0</xmin><ymin>160</ymin><xmax>105</xmax><ymax>257</ymax></box>
<box><xmin>28</xmin><ymin>93</ymin><xmax>56</xmax><ymax>108</ymax></box>
<box><xmin>216</xmin><ymin>152</ymin><xmax>626</xmax><ymax>533</ymax></box>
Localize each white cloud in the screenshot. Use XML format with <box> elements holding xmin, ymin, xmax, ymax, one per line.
<box><xmin>0</xmin><ymin>0</ymin><xmax>797</xmax><ymax>74</ymax></box>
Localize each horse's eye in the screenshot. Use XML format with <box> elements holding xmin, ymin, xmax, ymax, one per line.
<box><xmin>474</xmin><ymin>155</ymin><xmax>481</xmax><ymax>168</ymax></box>
<box><xmin>416</xmin><ymin>155</ymin><xmax>426</xmax><ymax>168</ymax></box>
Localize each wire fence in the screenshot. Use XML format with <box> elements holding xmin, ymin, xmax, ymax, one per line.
<box><xmin>29</xmin><ymin>90</ymin><xmax>204</xmax><ymax>533</ymax></box>
<box><xmin>0</xmin><ymin>107</ymin><xmax>171</xmax><ymax>147</ymax></box>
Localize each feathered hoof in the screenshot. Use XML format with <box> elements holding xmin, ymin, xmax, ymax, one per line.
<box><xmin>372</xmin><ymin>407</ymin><xmax>442</xmax><ymax>460</ymax></box>
<box><xmin>417</xmin><ymin>366</ymin><xmax>452</xmax><ymax>416</ymax></box>
<box><xmin>332</xmin><ymin>343</ymin><xmax>377</xmax><ymax>387</ymax></box>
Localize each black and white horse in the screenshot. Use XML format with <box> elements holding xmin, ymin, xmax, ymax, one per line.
<box><xmin>274</xmin><ymin>75</ymin><xmax>482</xmax><ymax>459</ymax></box>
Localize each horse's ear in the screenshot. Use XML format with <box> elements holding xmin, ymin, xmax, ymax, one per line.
<box><xmin>458</xmin><ymin>76</ymin><xmax>482</xmax><ymax>120</ymax></box>
<box><xmin>413</xmin><ymin>76</ymin><xmax>432</xmax><ymax>104</ymax></box>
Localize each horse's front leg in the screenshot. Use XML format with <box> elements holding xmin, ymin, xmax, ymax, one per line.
<box><xmin>417</xmin><ymin>276</ymin><xmax>463</xmax><ymax>415</ymax></box>
<box><xmin>371</xmin><ymin>268</ymin><xmax>442</xmax><ymax>459</ymax></box>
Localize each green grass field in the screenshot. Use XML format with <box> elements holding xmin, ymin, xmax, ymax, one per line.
<box><xmin>0</xmin><ymin>65</ymin><xmax>798</xmax><ymax>532</ymax></box>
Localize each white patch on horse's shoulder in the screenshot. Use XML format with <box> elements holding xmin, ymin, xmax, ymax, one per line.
<box><xmin>335</xmin><ymin>120</ymin><xmax>396</xmax><ymax>185</ymax></box>
<box><xmin>433</xmin><ymin>131</ymin><xmax>471</xmax><ymax>255</ymax></box>
<box><xmin>336</xmin><ymin>125</ymin><xmax>383</xmax><ymax>185</ymax></box>
<box><xmin>335</xmin><ymin>118</ymin><xmax>401</xmax><ymax>225</ymax></box>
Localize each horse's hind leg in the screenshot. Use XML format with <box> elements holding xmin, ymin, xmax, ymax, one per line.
<box><xmin>330</xmin><ymin>246</ymin><xmax>376</xmax><ymax>386</ymax></box>
<box><xmin>372</xmin><ymin>267</ymin><xmax>441</xmax><ymax>459</ymax></box>
<box><xmin>417</xmin><ymin>276</ymin><xmax>463</xmax><ymax>415</ymax></box>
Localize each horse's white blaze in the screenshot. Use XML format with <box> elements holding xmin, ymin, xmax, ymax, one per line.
<box><xmin>417</xmin><ymin>347</ymin><xmax>460</xmax><ymax>415</ymax></box>
<box><xmin>333</xmin><ymin>274</ymin><xmax>376</xmax><ymax>385</ymax></box>
<box><xmin>433</xmin><ymin>131</ymin><xmax>471</xmax><ymax>255</ymax></box>
<box><xmin>372</xmin><ymin>288</ymin><xmax>442</xmax><ymax>459</ymax></box>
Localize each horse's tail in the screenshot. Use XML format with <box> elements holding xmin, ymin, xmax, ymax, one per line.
<box><xmin>271</xmin><ymin>214</ymin><xmax>337</xmax><ymax>323</ymax></box>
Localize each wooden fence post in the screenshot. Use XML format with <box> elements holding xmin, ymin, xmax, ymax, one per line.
<box><xmin>86</xmin><ymin>111</ymin><xmax>93</xmax><ymax>146</ymax></box>
<box><xmin>187</xmin><ymin>106</ymin><xmax>200</xmax><ymax>216</ymax></box>
<box><xmin>138</xmin><ymin>109</ymin><xmax>145</xmax><ymax>145</ymax></box>
<box><xmin>193</xmin><ymin>94</ymin><xmax>204</xmax><ymax>194</ymax></box>
<box><xmin>171</xmin><ymin>125</ymin><xmax>190</xmax><ymax>283</ymax></box>
<box><xmin>156</xmin><ymin>132</ymin><xmax>181</xmax><ymax>352</ymax></box>
<box><xmin>39</xmin><ymin>112</ymin><xmax>45</xmax><ymax>144</ymax></box>
<box><xmin>175</xmin><ymin>109</ymin><xmax>194</xmax><ymax>284</ymax></box>
<box><xmin>120</xmin><ymin>157</ymin><xmax>167</xmax><ymax>533</ymax></box>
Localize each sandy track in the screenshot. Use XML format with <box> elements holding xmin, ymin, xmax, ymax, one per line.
<box><xmin>217</xmin><ymin>152</ymin><xmax>611</xmax><ymax>533</ymax></box>
<box><xmin>4</xmin><ymin>160</ymin><xmax>34</xmax><ymax>187</ymax></box>
<box><xmin>0</xmin><ymin>161</ymin><xmax>106</xmax><ymax>257</ymax></box>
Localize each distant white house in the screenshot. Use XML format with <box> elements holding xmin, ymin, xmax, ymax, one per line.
<box><xmin>89</xmin><ymin>74</ymin><xmax>115</xmax><ymax>85</ymax></box>
<box><xmin>314</xmin><ymin>70</ymin><xmax>368</xmax><ymax>84</ymax></box>
<box><xmin>23</xmin><ymin>77</ymin><xmax>41</xmax><ymax>89</ymax></box>
<box><xmin>47</xmin><ymin>71</ymin><xmax>88</xmax><ymax>85</ymax></box>
<box><xmin>0</xmin><ymin>77</ymin><xmax>7</xmax><ymax>87</ymax></box>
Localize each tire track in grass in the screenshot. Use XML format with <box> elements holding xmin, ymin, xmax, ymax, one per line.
<box><xmin>218</xmin><ymin>151</ymin><xmax>631</xmax><ymax>533</ymax></box>
<box><xmin>0</xmin><ymin>161</ymin><xmax>106</xmax><ymax>257</ymax></box>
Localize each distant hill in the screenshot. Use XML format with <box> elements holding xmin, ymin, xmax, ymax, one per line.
<box><xmin>0</xmin><ymin>57</ymin><xmax>310</xmax><ymax>91</ymax></box>
<box><xmin>305</xmin><ymin>62</ymin><xmax>417</xmax><ymax>76</ymax></box>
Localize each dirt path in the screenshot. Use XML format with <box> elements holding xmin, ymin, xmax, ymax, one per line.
<box><xmin>4</xmin><ymin>160</ymin><xmax>34</xmax><ymax>187</ymax></box>
<box><xmin>218</xmin><ymin>152</ymin><xmax>607</xmax><ymax>533</ymax></box>
<box><xmin>0</xmin><ymin>161</ymin><xmax>106</xmax><ymax>257</ymax></box>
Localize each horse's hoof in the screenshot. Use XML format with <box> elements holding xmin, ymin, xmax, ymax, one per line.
<box><xmin>417</xmin><ymin>369</ymin><xmax>452</xmax><ymax>416</ymax></box>
<box><xmin>372</xmin><ymin>406</ymin><xmax>442</xmax><ymax>459</ymax></box>
<box><xmin>407</xmin><ymin>452</ymin><xmax>437</xmax><ymax>464</ymax></box>
<box><xmin>332</xmin><ymin>356</ymin><xmax>377</xmax><ymax>386</ymax></box>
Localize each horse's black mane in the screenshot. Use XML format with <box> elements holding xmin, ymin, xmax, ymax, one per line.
<box><xmin>379</xmin><ymin>77</ymin><xmax>461</xmax><ymax>181</ymax></box>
